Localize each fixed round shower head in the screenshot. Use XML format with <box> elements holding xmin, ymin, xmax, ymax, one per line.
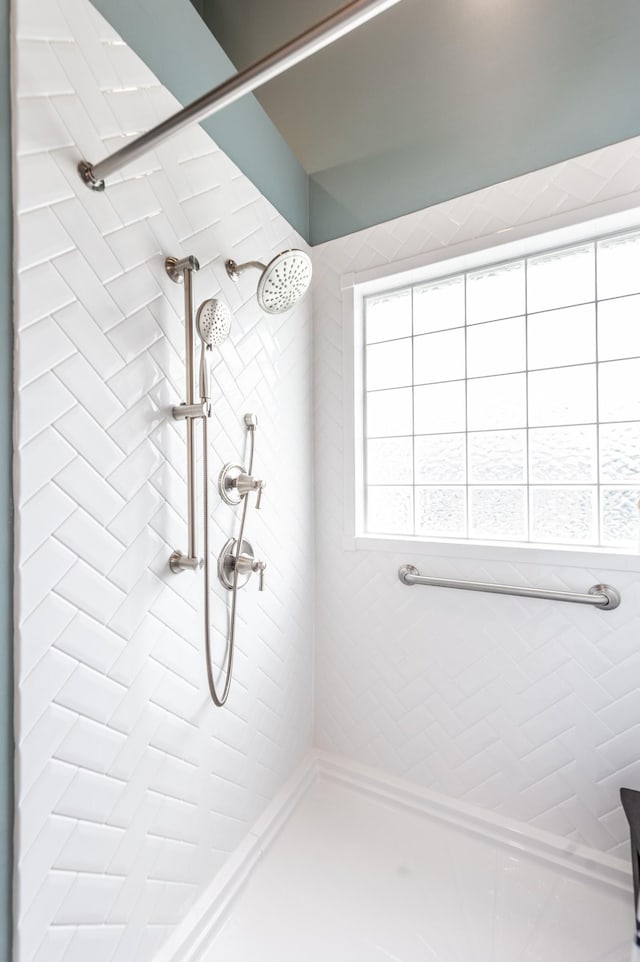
<box><xmin>225</xmin><ymin>249</ymin><xmax>312</xmax><ymax>315</ymax></box>
<box><xmin>196</xmin><ymin>298</ymin><xmax>232</xmax><ymax>347</ymax></box>
<box><xmin>257</xmin><ymin>250</ymin><xmax>312</xmax><ymax>314</ymax></box>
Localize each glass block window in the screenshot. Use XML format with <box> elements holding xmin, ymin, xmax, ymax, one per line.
<box><xmin>363</xmin><ymin>227</ymin><xmax>640</xmax><ymax>549</ymax></box>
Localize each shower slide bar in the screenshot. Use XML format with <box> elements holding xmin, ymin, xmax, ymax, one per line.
<box><xmin>398</xmin><ymin>565</ymin><xmax>621</xmax><ymax>611</ymax></box>
<box><xmin>78</xmin><ymin>0</ymin><xmax>403</xmax><ymax>190</ymax></box>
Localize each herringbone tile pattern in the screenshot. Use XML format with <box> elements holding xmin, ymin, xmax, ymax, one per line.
<box><xmin>313</xmin><ymin>138</ymin><xmax>640</xmax><ymax>861</ymax></box>
<box><xmin>14</xmin><ymin>1</ymin><xmax>314</xmax><ymax>960</ymax></box>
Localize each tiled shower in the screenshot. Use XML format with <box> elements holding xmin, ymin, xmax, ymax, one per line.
<box><xmin>11</xmin><ymin>0</ymin><xmax>640</xmax><ymax>960</ymax></box>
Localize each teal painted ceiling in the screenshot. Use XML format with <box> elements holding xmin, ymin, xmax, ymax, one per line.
<box><xmin>200</xmin><ymin>0</ymin><xmax>640</xmax><ymax>244</ymax></box>
<box><xmin>95</xmin><ymin>0</ymin><xmax>640</xmax><ymax>243</ymax></box>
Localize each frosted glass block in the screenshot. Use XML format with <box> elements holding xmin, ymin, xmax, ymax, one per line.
<box><xmin>530</xmin><ymin>486</ymin><xmax>596</xmax><ymax>545</ymax></box>
<box><xmin>366</xmin><ymin>387</ymin><xmax>412</xmax><ymax>437</ymax></box>
<box><xmin>469</xmin><ymin>486</ymin><xmax>526</xmax><ymax>540</ymax></box>
<box><xmin>597</xmin><ymin>230</ymin><xmax>640</xmax><ymax>299</ymax></box>
<box><xmin>600</xmin><ymin>423</ymin><xmax>640</xmax><ymax>482</ymax></box>
<box><xmin>527</xmin><ymin>304</ymin><xmax>595</xmax><ymax>370</ymax></box>
<box><xmin>468</xmin><ymin>430</ymin><xmax>526</xmax><ymax>483</ymax></box>
<box><xmin>598</xmin><ymin>295</ymin><xmax>640</xmax><ymax>361</ymax></box>
<box><xmin>414</xmin><ymin>381</ymin><xmax>466</xmax><ymax>434</ymax></box>
<box><xmin>467</xmin><ymin>260</ymin><xmax>525</xmax><ymax>324</ymax></box>
<box><xmin>466</xmin><ymin>316</ymin><xmax>525</xmax><ymax>377</ymax></box>
<box><xmin>467</xmin><ymin>373</ymin><xmax>526</xmax><ymax>430</ymax></box>
<box><xmin>367</xmin><ymin>437</ymin><xmax>413</xmax><ymax>484</ymax></box>
<box><xmin>601</xmin><ymin>486</ymin><xmax>640</xmax><ymax>547</ymax></box>
<box><xmin>366</xmin><ymin>486</ymin><xmax>413</xmax><ymax>535</ymax></box>
<box><xmin>365</xmin><ymin>289</ymin><xmax>412</xmax><ymax>344</ymax></box>
<box><xmin>416</xmin><ymin>486</ymin><xmax>466</xmax><ymax>538</ymax></box>
<box><xmin>366</xmin><ymin>338</ymin><xmax>412</xmax><ymax>390</ymax></box>
<box><xmin>414</xmin><ymin>328</ymin><xmax>465</xmax><ymax>384</ymax></box>
<box><xmin>414</xmin><ymin>276</ymin><xmax>464</xmax><ymax>334</ymax></box>
<box><xmin>528</xmin><ymin>365</ymin><xmax>596</xmax><ymax>426</ymax></box>
<box><xmin>527</xmin><ymin>244</ymin><xmax>594</xmax><ymax>312</ymax></box>
<box><xmin>599</xmin><ymin>359</ymin><xmax>640</xmax><ymax>422</ymax></box>
<box><xmin>529</xmin><ymin>426</ymin><xmax>597</xmax><ymax>482</ymax></box>
<box><xmin>415</xmin><ymin>433</ymin><xmax>466</xmax><ymax>484</ymax></box>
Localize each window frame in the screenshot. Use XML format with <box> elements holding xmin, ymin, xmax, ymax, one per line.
<box><xmin>342</xmin><ymin>197</ymin><xmax>640</xmax><ymax>571</ymax></box>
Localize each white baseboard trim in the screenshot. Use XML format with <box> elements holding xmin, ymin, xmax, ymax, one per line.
<box><xmin>154</xmin><ymin>749</ymin><xmax>631</xmax><ymax>962</ymax></box>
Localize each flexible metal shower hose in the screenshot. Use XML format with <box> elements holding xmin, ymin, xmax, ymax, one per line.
<box><xmin>202</xmin><ymin>416</ymin><xmax>254</xmax><ymax>706</ymax></box>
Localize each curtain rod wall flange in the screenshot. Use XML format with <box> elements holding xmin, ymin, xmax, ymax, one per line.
<box><xmin>77</xmin><ymin>0</ymin><xmax>404</xmax><ymax>192</ymax></box>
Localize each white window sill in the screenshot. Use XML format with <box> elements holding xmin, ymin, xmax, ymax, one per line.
<box><xmin>343</xmin><ymin>533</ymin><xmax>640</xmax><ymax>572</ymax></box>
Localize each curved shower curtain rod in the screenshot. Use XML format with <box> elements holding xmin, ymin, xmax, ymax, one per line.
<box><xmin>78</xmin><ymin>0</ymin><xmax>404</xmax><ymax>191</ymax></box>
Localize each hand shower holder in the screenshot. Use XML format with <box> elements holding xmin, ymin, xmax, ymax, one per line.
<box><xmin>172</xmin><ymin>402</ymin><xmax>210</xmax><ymax>420</ymax></box>
<box><xmin>169</xmin><ymin>550</ymin><xmax>203</xmax><ymax>574</ymax></box>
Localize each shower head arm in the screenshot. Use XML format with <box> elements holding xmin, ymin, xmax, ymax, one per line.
<box><xmin>225</xmin><ymin>259</ymin><xmax>267</xmax><ymax>280</ymax></box>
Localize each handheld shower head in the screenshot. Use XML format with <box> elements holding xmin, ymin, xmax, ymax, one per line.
<box><xmin>225</xmin><ymin>249</ymin><xmax>312</xmax><ymax>315</ymax></box>
<box><xmin>196</xmin><ymin>298</ymin><xmax>232</xmax><ymax>348</ymax></box>
<box><xmin>195</xmin><ymin>298</ymin><xmax>232</xmax><ymax>401</ymax></box>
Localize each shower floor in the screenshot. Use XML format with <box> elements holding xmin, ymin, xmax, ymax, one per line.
<box><xmin>205</xmin><ymin>776</ymin><xmax>632</xmax><ymax>962</ymax></box>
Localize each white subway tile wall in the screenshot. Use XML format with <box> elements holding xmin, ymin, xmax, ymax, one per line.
<box><xmin>13</xmin><ymin>1</ymin><xmax>314</xmax><ymax>961</ymax></box>
<box><xmin>313</xmin><ymin>137</ymin><xmax>640</xmax><ymax>860</ymax></box>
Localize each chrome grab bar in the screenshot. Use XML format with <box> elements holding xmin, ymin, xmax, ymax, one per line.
<box><xmin>398</xmin><ymin>565</ymin><xmax>621</xmax><ymax>611</ymax></box>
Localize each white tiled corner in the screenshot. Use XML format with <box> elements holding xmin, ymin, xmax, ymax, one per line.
<box><xmin>12</xmin><ymin>3</ymin><xmax>314</xmax><ymax>962</ymax></box>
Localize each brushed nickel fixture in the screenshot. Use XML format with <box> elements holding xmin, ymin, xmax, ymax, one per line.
<box><xmin>219</xmin><ymin>462</ymin><xmax>266</xmax><ymax>507</ymax></box>
<box><xmin>195</xmin><ymin>298</ymin><xmax>231</xmax><ymax>402</ymax></box>
<box><xmin>225</xmin><ymin>250</ymin><xmax>312</xmax><ymax>314</ymax></box>
<box><xmin>206</xmin><ymin>414</ymin><xmax>267</xmax><ymax>706</ymax></box>
<box><xmin>166</xmin><ymin>254</ymin><xmax>207</xmax><ymax>573</ymax></box>
<box><xmin>78</xmin><ymin>0</ymin><xmax>404</xmax><ymax>190</ymax></box>
<box><xmin>164</xmin><ymin>253</ymin><xmax>268</xmax><ymax>707</ymax></box>
<box><xmin>218</xmin><ymin>538</ymin><xmax>266</xmax><ymax>591</ymax></box>
<box><xmin>398</xmin><ymin>565</ymin><xmax>621</xmax><ymax>610</ymax></box>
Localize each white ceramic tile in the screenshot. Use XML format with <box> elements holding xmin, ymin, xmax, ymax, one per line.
<box><xmin>16</xmin><ymin>96</ymin><xmax>75</xmax><ymax>156</ymax></box>
<box><xmin>52</xmin><ymin>249</ymin><xmax>123</xmax><ymax>330</ymax></box>
<box><xmin>54</xmin><ymin>406</ymin><xmax>124</xmax><ymax>477</ymax></box>
<box><xmin>104</xmin><ymin>220</ymin><xmax>161</xmax><ymax>271</ymax></box>
<box><xmin>54</xmin><ymin>353</ymin><xmax>125</xmax><ymax>426</ymax></box>
<box><xmin>53</xmin><ymin>716</ymin><xmax>127</xmax><ymax>775</ymax></box>
<box><xmin>53</xmin><ymin>300</ymin><xmax>124</xmax><ymax>380</ymax></box>
<box><xmin>54</xmin><ymin>456</ymin><xmax>125</xmax><ymax>527</ymax></box>
<box><xmin>19</xmin><ymin>482</ymin><xmax>76</xmax><ymax>561</ymax></box>
<box><xmin>17</xmin><ymin>40</ymin><xmax>75</xmax><ymax>96</ymax></box>
<box><xmin>53</xmin><ymin>198</ymin><xmax>123</xmax><ymax>282</ymax></box>
<box><xmin>313</xmin><ymin>135</ymin><xmax>640</xmax><ymax>861</ymax></box>
<box><xmin>18</xmin><ymin>207</ymin><xmax>74</xmax><ymax>270</ymax></box>
<box><xmin>54</xmin><ymin>560</ymin><xmax>125</xmax><ymax>625</ymax></box>
<box><xmin>53</xmin><ymin>767</ymin><xmax>124</xmax><ymax>823</ymax></box>
<box><xmin>18</xmin><ymin>262</ymin><xmax>75</xmax><ymax>326</ymax></box>
<box><xmin>13</xmin><ymin>5</ymin><xmax>314</xmax><ymax>962</ymax></box>
<box><xmin>52</xmin><ymin>42</ymin><xmax>123</xmax><ymax>138</ymax></box>
<box><xmin>20</xmin><ymin>595</ymin><xmax>76</xmax><ymax>680</ymax></box>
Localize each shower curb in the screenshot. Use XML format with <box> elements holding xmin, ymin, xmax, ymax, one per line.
<box><xmin>314</xmin><ymin>751</ymin><xmax>631</xmax><ymax>895</ymax></box>
<box><xmin>153</xmin><ymin>749</ymin><xmax>631</xmax><ymax>962</ymax></box>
